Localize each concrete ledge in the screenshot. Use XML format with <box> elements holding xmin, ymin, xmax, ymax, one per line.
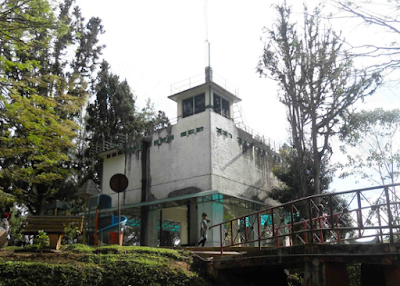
<box><xmin>211</xmin><ymin>243</ymin><xmax>400</xmax><ymax>270</ymax></box>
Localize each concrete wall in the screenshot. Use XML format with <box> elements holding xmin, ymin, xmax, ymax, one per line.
<box><xmin>100</xmin><ymin>149</ymin><xmax>143</xmax><ymax>207</ymax></box>
<box><xmin>210</xmin><ymin>111</ymin><xmax>279</xmax><ymax>203</ymax></box>
<box><xmin>101</xmin><ymin>110</ymin><xmax>213</xmax><ymax>207</ymax></box>
<box><xmin>101</xmin><ymin>106</ymin><xmax>279</xmax><ymax>208</ymax></box>
<box><xmin>101</xmin><ymin>151</ymin><xmax>127</xmax><ymax>206</ymax></box>
<box><xmin>149</xmin><ymin>109</ymin><xmax>212</xmax><ymax>200</ymax></box>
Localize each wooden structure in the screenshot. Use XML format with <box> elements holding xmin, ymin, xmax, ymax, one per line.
<box><xmin>23</xmin><ymin>216</ymin><xmax>84</xmax><ymax>250</ymax></box>
<box><xmin>0</xmin><ymin>230</ymin><xmax>7</xmax><ymax>247</ymax></box>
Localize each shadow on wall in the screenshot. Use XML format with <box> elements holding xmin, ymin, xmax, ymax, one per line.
<box><xmin>168</xmin><ymin>187</ymin><xmax>203</xmax><ymax>198</ymax></box>
<box><xmin>242</xmin><ymin>178</ymin><xmax>280</xmax><ymax>207</ymax></box>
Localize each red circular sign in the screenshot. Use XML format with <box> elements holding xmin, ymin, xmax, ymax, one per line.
<box><xmin>110</xmin><ymin>174</ymin><xmax>129</xmax><ymax>193</ymax></box>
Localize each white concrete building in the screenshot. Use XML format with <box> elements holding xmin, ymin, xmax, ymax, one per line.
<box><xmin>97</xmin><ymin>67</ymin><xmax>281</xmax><ymax>247</ymax></box>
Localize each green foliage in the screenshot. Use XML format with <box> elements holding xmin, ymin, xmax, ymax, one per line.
<box><xmin>34</xmin><ymin>230</ymin><xmax>50</xmax><ymax>251</ymax></box>
<box><xmin>0</xmin><ymin>0</ymin><xmax>104</xmax><ymax>214</ymax></box>
<box><xmin>287</xmin><ymin>270</ymin><xmax>304</xmax><ymax>286</ymax></box>
<box><xmin>0</xmin><ymin>191</ymin><xmax>15</xmax><ymax>209</ymax></box>
<box><xmin>271</xmin><ymin>144</ymin><xmax>332</xmax><ymax>202</ymax></box>
<box><xmin>271</xmin><ymin>144</ymin><xmax>352</xmax><ymax>234</ymax></box>
<box><xmin>0</xmin><ymin>245</ymin><xmax>207</xmax><ymax>285</ymax></box>
<box><xmin>60</xmin><ymin>243</ymin><xmax>94</xmax><ymax>253</ymax></box>
<box><xmin>0</xmin><ymin>261</ymin><xmax>103</xmax><ymax>286</ymax></box>
<box><xmin>7</xmin><ymin>207</ymin><xmax>26</xmax><ymax>246</ymax></box>
<box><xmin>347</xmin><ymin>264</ymin><xmax>361</xmax><ymax>286</ymax></box>
<box><xmin>86</xmin><ymin>61</ymin><xmax>137</xmax><ymax>144</ymax></box>
<box><xmin>63</xmin><ymin>223</ymin><xmax>81</xmax><ymax>245</ymax></box>
<box><xmin>0</xmin><ymin>260</ymin><xmax>206</xmax><ymax>286</ymax></box>
<box><xmin>61</xmin><ymin>244</ymin><xmax>187</xmax><ymax>260</ymax></box>
<box><xmin>83</xmin><ymin>60</ymin><xmax>138</xmax><ymax>184</ymax></box>
<box><xmin>83</xmin><ymin>63</ymin><xmax>170</xmax><ymax>184</ymax></box>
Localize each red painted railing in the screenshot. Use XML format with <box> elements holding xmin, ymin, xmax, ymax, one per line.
<box><xmin>210</xmin><ymin>183</ymin><xmax>400</xmax><ymax>255</ymax></box>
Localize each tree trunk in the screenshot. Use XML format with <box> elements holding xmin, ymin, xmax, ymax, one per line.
<box><xmin>312</xmin><ymin>118</ymin><xmax>321</xmax><ymax>195</ymax></box>
<box><xmin>290</xmin><ymin>99</ymin><xmax>309</xmax><ymax>198</ymax></box>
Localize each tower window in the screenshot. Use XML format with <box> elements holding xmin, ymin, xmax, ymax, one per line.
<box><xmin>213</xmin><ymin>94</ymin><xmax>230</xmax><ymax>118</ymax></box>
<box><xmin>182</xmin><ymin>93</ymin><xmax>205</xmax><ymax>118</ymax></box>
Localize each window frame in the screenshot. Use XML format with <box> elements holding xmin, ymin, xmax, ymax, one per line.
<box><xmin>213</xmin><ymin>94</ymin><xmax>230</xmax><ymax>118</ymax></box>
<box><xmin>182</xmin><ymin>93</ymin><xmax>205</xmax><ymax>118</ymax></box>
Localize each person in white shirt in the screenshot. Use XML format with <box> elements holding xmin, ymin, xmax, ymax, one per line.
<box><xmin>196</xmin><ymin>213</ymin><xmax>210</xmax><ymax>247</ymax></box>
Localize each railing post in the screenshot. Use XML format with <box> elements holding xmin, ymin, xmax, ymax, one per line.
<box><xmin>230</xmin><ymin>221</ymin><xmax>234</xmax><ymax>246</ymax></box>
<box><xmin>303</xmin><ymin>221</ymin><xmax>308</xmax><ymax>243</ymax></box>
<box><xmin>384</xmin><ymin>187</ymin><xmax>394</xmax><ymax>243</ymax></box>
<box><xmin>220</xmin><ymin>224</ymin><xmax>223</xmax><ymax>256</ymax></box>
<box><xmin>335</xmin><ymin>215</ymin><xmax>340</xmax><ymax>243</ymax></box>
<box><xmin>257</xmin><ymin>213</ymin><xmax>261</xmax><ymax>250</ymax></box>
<box><xmin>290</xmin><ymin>203</ymin><xmax>295</xmax><ymax>246</ymax></box>
<box><xmin>271</xmin><ymin>209</ymin><xmax>277</xmax><ymax>247</ymax></box>
<box><xmin>329</xmin><ymin>195</ymin><xmax>334</xmax><ymax>231</ymax></box>
<box><xmin>377</xmin><ymin>207</ymin><xmax>383</xmax><ymax>243</ymax></box>
<box><xmin>318</xmin><ymin>216</ymin><xmax>323</xmax><ymax>243</ymax></box>
<box><xmin>357</xmin><ymin>190</ymin><xmax>363</xmax><ymax>238</ymax></box>
<box><xmin>244</xmin><ymin>217</ymin><xmax>248</xmax><ymax>245</ymax></box>
<box><xmin>307</xmin><ymin>198</ymin><xmax>313</xmax><ymax>244</ymax></box>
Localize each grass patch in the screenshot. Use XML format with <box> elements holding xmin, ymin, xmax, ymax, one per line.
<box><xmin>0</xmin><ymin>245</ymin><xmax>209</xmax><ymax>286</ymax></box>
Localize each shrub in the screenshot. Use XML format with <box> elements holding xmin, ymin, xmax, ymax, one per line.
<box><xmin>35</xmin><ymin>230</ymin><xmax>50</xmax><ymax>251</ymax></box>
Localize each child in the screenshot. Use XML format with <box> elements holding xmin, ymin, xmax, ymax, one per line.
<box><xmin>196</xmin><ymin>213</ymin><xmax>211</xmax><ymax>247</ymax></box>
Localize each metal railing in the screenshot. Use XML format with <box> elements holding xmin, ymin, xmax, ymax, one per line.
<box><xmin>213</xmin><ymin>71</ymin><xmax>239</xmax><ymax>96</ymax></box>
<box><xmin>210</xmin><ymin>183</ymin><xmax>400</xmax><ymax>255</ymax></box>
<box><xmin>170</xmin><ymin>73</ymin><xmax>204</xmax><ymax>95</ymax></box>
<box><xmin>170</xmin><ymin>72</ymin><xmax>239</xmax><ymax>96</ymax></box>
<box><xmin>234</xmin><ymin>122</ymin><xmax>283</xmax><ymax>153</ymax></box>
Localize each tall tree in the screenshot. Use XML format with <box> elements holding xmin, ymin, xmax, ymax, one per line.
<box><xmin>338</xmin><ymin>108</ymin><xmax>400</xmax><ymax>186</ymax></box>
<box><xmin>86</xmin><ymin>61</ymin><xmax>137</xmax><ymax>146</ymax></box>
<box><xmin>258</xmin><ymin>3</ymin><xmax>381</xmax><ymax>196</ymax></box>
<box><xmin>84</xmin><ymin>61</ymin><xmax>137</xmax><ymax>184</ymax></box>
<box><xmin>0</xmin><ymin>0</ymin><xmax>104</xmax><ymax>214</ymax></box>
<box><xmin>271</xmin><ymin>144</ymin><xmax>332</xmax><ymax>202</ymax></box>
<box><xmin>84</xmin><ymin>63</ymin><xmax>170</xmax><ymax>185</ymax></box>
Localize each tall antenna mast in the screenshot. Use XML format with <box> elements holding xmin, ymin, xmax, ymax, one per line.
<box><xmin>204</xmin><ymin>0</ymin><xmax>210</xmax><ymax>67</ymax></box>
<box><xmin>204</xmin><ymin>0</ymin><xmax>212</xmax><ymax>83</ymax></box>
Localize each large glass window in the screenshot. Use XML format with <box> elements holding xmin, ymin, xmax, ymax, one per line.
<box><xmin>222</xmin><ymin>98</ymin><xmax>230</xmax><ymax>118</ymax></box>
<box><xmin>213</xmin><ymin>94</ymin><xmax>230</xmax><ymax>118</ymax></box>
<box><xmin>182</xmin><ymin>98</ymin><xmax>193</xmax><ymax>118</ymax></box>
<box><xmin>194</xmin><ymin>94</ymin><xmax>205</xmax><ymax>114</ymax></box>
<box><xmin>182</xmin><ymin>93</ymin><xmax>205</xmax><ymax>118</ymax></box>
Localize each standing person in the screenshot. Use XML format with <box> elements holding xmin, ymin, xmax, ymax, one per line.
<box><xmin>196</xmin><ymin>213</ymin><xmax>210</xmax><ymax>247</ymax></box>
<box><xmin>2</xmin><ymin>213</ymin><xmax>10</xmax><ymax>240</ymax></box>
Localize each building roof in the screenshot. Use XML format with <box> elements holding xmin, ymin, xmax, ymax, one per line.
<box><xmin>76</xmin><ymin>179</ymin><xmax>101</xmax><ymax>198</ymax></box>
<box><xmin>168</xmin><ymin>81</ymin><xmax>242</xmax><ymax>104</ymax></box>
